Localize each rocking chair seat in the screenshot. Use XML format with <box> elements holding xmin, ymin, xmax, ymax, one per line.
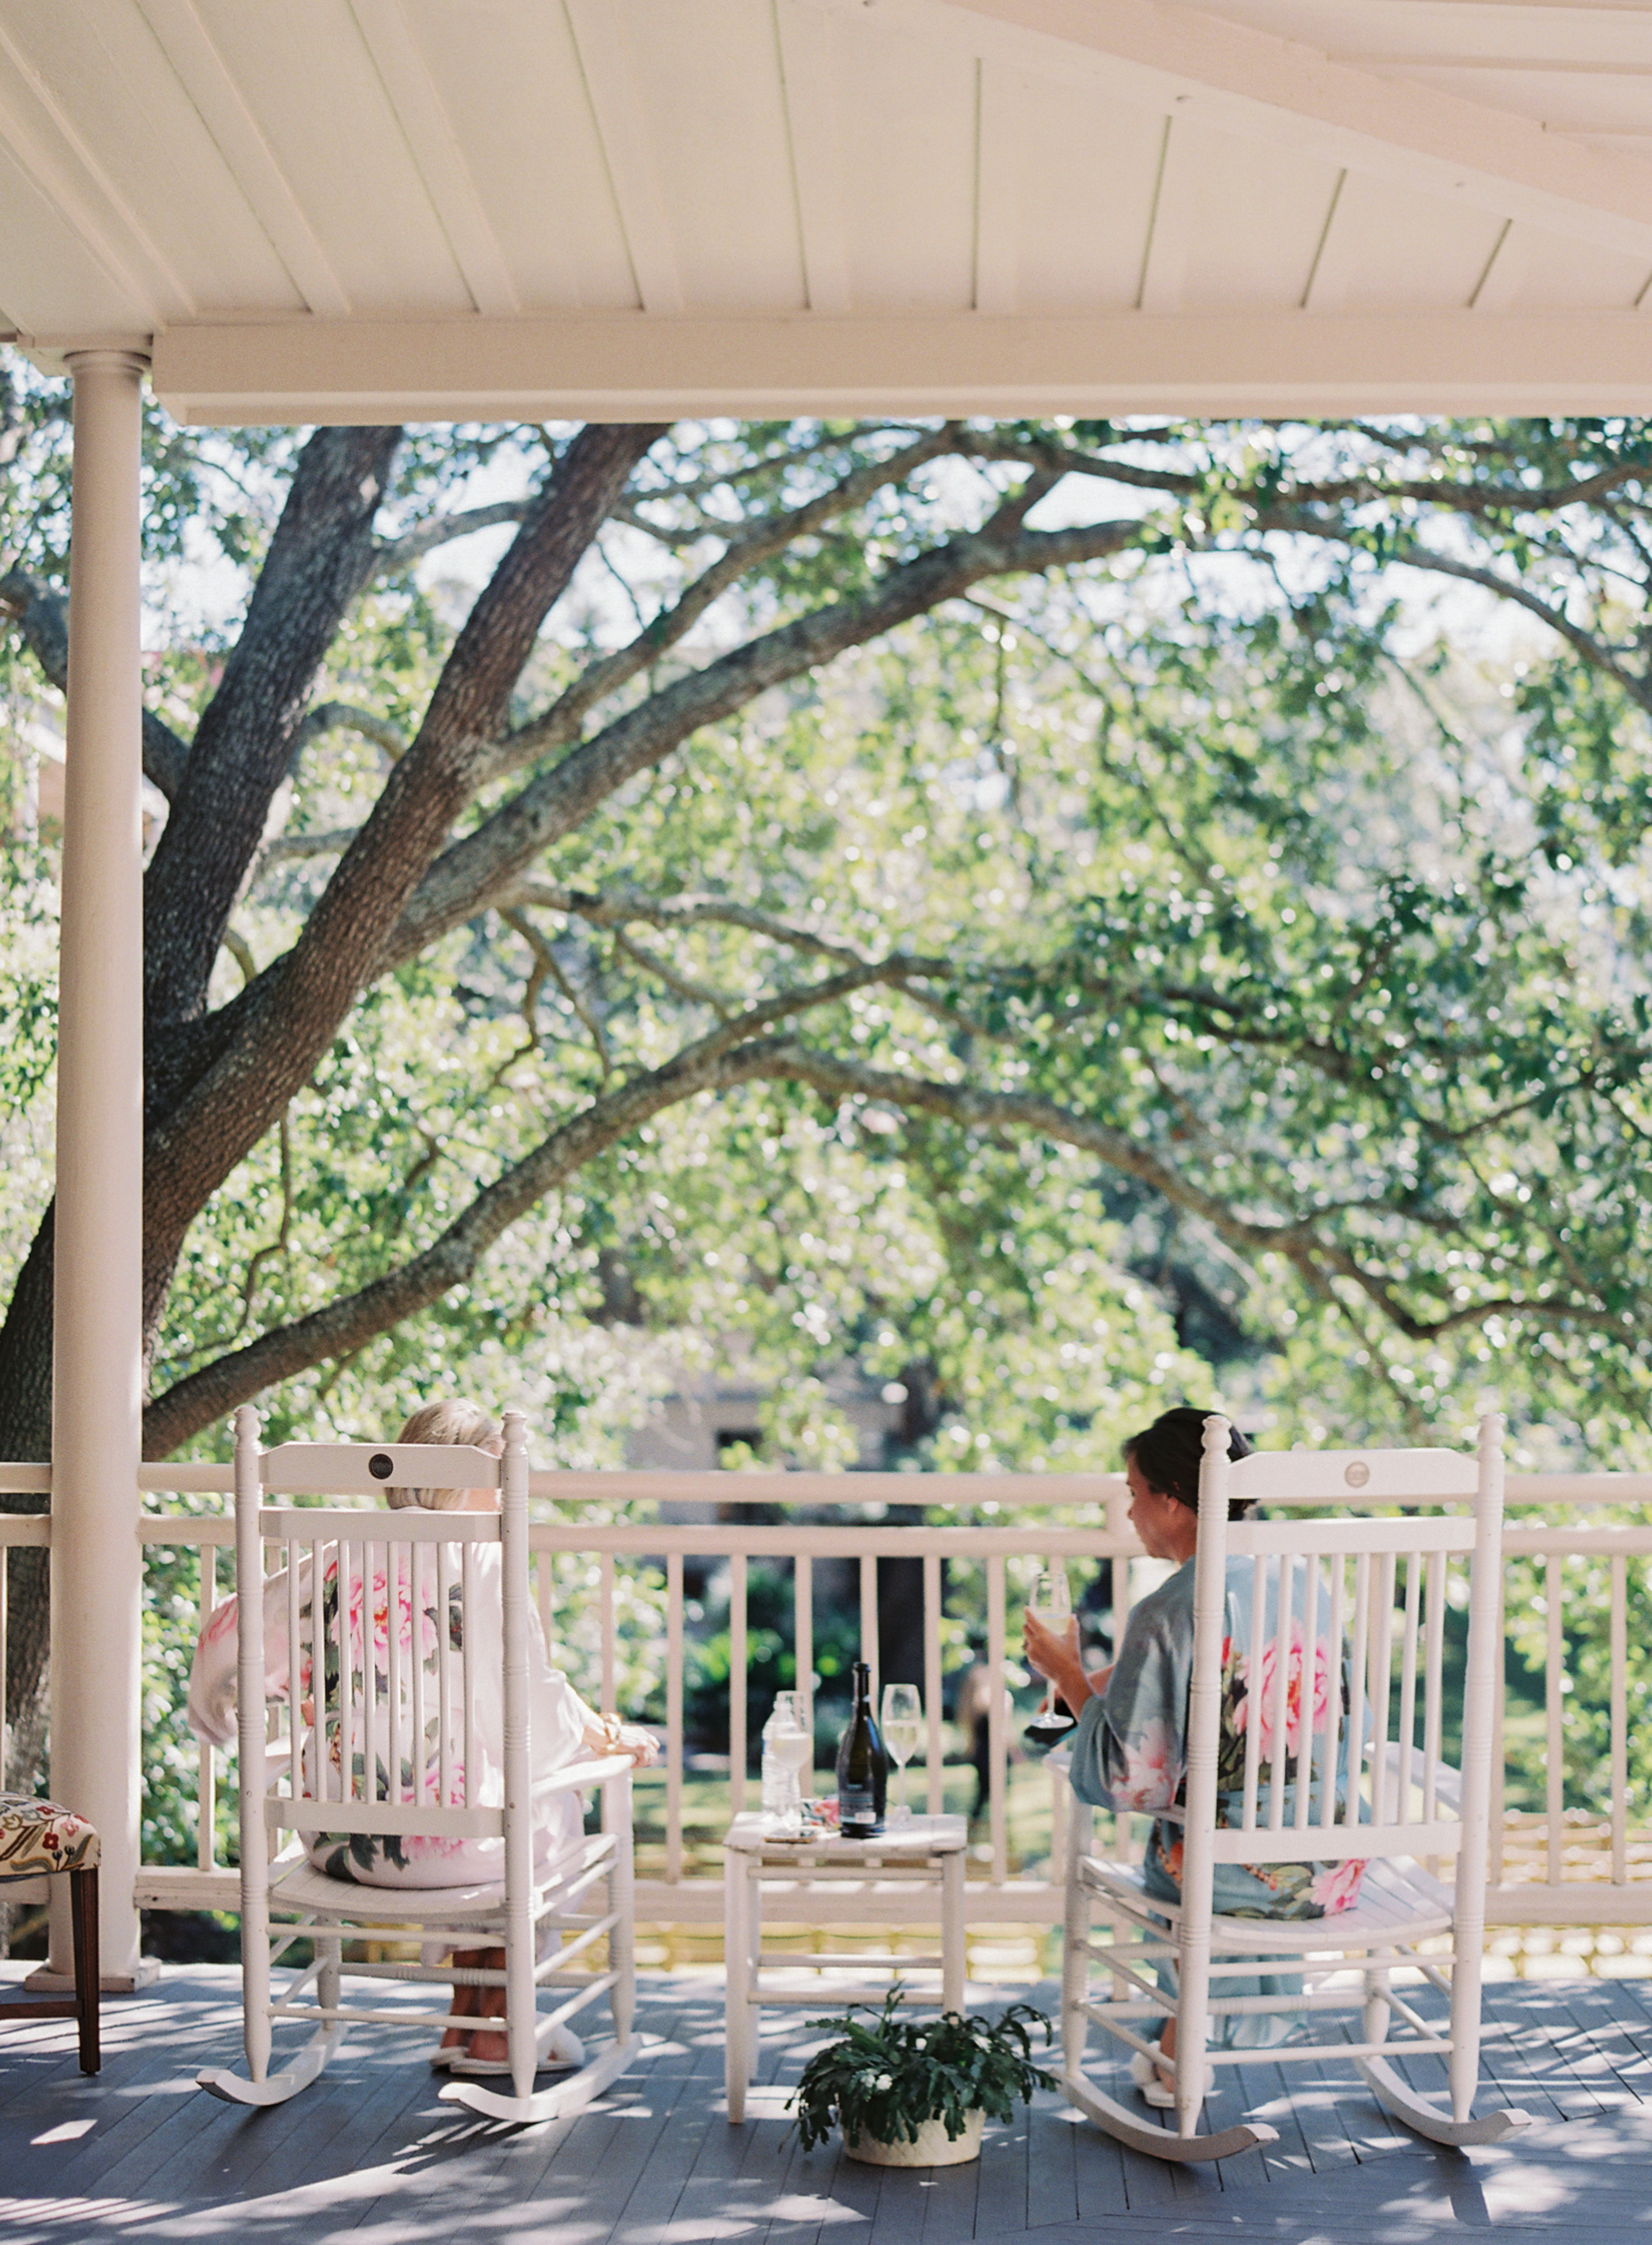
<box><xmin>269</xmin><ymin>1830</ymin><xmax>617</xmax><ymax>1924</ymax></box>
<box><xmin>1083</xmin><ymin>1851</ymin><xmax>1454</xmax><ymax>1952</ymax></box>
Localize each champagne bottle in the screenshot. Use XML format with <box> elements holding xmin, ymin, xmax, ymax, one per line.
<box><xmin>835</xmin><ymin>1660</ymin><xmax>888</xmax><ymax>1838</ymax></box>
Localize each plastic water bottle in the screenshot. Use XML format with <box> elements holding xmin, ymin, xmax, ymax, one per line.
<box><xmin>761</xmin><ymin>1691</ymin><xmax>801</xmax><ymax>1819</ymax></box>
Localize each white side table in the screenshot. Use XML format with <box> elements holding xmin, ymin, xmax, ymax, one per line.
<box><xmin>721</xmin><ymin>1810</ymin><xmax>968</xmax><ymax>2120</ymax></box>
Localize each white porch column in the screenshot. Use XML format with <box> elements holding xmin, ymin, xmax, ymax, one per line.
<box><xmin>45</xmin><ymin>348</ymin><xmax>149</xmax><ymax>1984</ymax></box>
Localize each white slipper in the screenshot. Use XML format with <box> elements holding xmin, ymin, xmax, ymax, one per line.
<box><xmin>1129</xmin><ymin>2044</ymin><xmax>1214</xmax><ymax>2107</ymax></box>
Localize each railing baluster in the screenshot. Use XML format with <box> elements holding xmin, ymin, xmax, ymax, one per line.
<box><xmin>860</xmin><ymin>1551</ymin><xmax>879</xmax><ymax>1702</ymax></box>
<box><xmin>600</xmin><ymin>1550</ymin><xmax>616</xmax><ymax>1716</ymax></box>
<box><xmin>795</xmin><ymin>1553</ymin><xmax>814</xmax><ymax>1789</ymax></box>
<box><xmin>666</xmin><ymin>1550</ymin><xmax>684</xmax><ymax>1883</ymax></box>
<box><xmin>461</xmin><ymin>1542</ymin><xmax>475</xmax><ymax>1807</ymax></box>
<box><xmin>924</xmin><ymin>1552</ymin><xmax>943</xmax><ymax>1819</ymax></box>
<box><xmin>730</xmin><ymin>1552</ymin><xmax>748</xmax><ymax>1816</ymax></box>
<box><xmin>286</xmin><ymin>1550</ymin><xmax>301</xmax><ymax>1822</ymax></box>
<box><xmin>1613</xmin><ymin>1552</ymin><xmax>1628</xmax><ymax>1887</ymax></box>
<box><xmin>437</xmin><ymin>1540</ymin><xmax>453</xmax><ymax>1809</ymax></box>
<box><xmin>1490</xmin><ymin>1567</ymin><xmax>1506</xmax><ymax>1888</ymax></box>
<box><xmin>198</xmin><ymin>1540</ymin><xmax>217</xmax><ymax>1872</ymax></box>
<box><xmin>987</xmin><ymin>1553</ymin><xmax>1007</xmax><ymax>1883</ymax></box>
<box><xmin>1546</xmin><ymin>1552</ymin><xmax>1564</xmax><ymax>1887</ymax></box>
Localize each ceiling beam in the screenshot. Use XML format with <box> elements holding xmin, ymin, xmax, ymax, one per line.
<box><xmin>141</xmin><ymin>309</ymin><xmax>1652</xmax><ymax>423</ymax></box>
<box><xmin>924</xmin><ymin>0</ymin><xmax>1652</xmax><ymax>262</ymax></box>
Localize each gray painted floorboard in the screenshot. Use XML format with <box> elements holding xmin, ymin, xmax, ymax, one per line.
<box><xmin>5</xmin><ymin>1964</ymin><xmax>1652</xmax><ymax>2241</ymax></box>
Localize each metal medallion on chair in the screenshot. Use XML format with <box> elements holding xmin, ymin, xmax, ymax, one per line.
<box><xmin>196</xmin><ymin>1406</ymin><xmax>638</xmax><ymax>2125</ymax></box>
<box><xmin>1061</xmin><ymin>1412</ymin><xmax>1530</xmax><ymax>2161</ymax></box>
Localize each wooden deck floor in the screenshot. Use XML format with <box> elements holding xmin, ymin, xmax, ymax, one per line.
<box><xmin>5</xmin><ymin>1963</ymin><xmax>1652</xmax><ymax>2244</ymax></box>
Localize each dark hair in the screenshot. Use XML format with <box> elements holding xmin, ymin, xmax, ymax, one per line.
<box><xmin>1124</xmin><ymin>1407</ymin><xmax>1254</xmax><ymax>1522</ymax></box>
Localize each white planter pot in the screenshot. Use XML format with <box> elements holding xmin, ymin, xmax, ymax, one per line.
<box><xmin>845</xmin><ymin>2108</ymin><xmax>984</xmax><ymax>2167</ymax></box>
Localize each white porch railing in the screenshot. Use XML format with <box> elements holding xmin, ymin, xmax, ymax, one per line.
<box><xmin>4</xmin><ymin>1463</ymin><xmax>1652</xmax><ymax>1935</ymax></box>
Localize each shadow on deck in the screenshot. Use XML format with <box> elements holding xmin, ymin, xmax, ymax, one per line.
<box><xmin>4</xmin><ymin>1965</ymin><xmax>1652</xmax><ymax>2244</ymax></box>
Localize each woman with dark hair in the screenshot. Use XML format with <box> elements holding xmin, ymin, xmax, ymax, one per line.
<box><xmin>1024</xmin><ymin>1406</ymin><xmax>1366</xmax><ymax>2106</ymax></box>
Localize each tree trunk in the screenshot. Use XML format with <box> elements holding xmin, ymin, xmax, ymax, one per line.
<box><xmin>0</xmin><ymin>1205</ymin><xmax>53</xmax><ymax>1786</ymax></box>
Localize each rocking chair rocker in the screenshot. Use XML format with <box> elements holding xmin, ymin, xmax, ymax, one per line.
<box><xmin>1061</xmin><ymin>1412</ymin><xmax>1530</xmax><ymax>2163</ymax></box>
<box><xmin>199</xmin><ymin>1406</ymin><xmax>638</xmax><ymax>2126</ymax></box>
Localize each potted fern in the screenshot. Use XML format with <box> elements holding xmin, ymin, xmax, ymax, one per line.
<box><xmin>788</xmin><ymin>1989</ymin><xmax>1055</xmax><ymax>2168</ymax></box>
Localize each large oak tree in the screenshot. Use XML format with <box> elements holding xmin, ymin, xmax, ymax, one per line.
<box><xmin>4</xmin><ymin>388</ymin><xmax>1651</xmax><ymax>1774</ymax></box>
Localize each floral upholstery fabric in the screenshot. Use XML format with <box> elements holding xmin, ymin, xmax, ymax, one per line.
<box><xmin>0</xmin><ymin>1792</ymin><xmax>100</xmax><ymax>1879</ymax></box>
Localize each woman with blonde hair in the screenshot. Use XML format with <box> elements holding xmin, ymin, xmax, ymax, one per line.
<box><xmin>188</xmin><ymin>1399</ymin><xmax>656</xmax><ymax>2071</ymax></box>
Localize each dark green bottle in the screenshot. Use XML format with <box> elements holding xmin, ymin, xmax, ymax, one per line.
<box><xmin>835</xmin><ymin>1660</ymin><xmax>888</xmax><ymax>1838</ymax></box>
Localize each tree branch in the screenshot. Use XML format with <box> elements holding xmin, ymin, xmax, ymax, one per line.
<box><xmin>481</xmin><ymin>425</ymin><xmax>964</xmax><ymax>792</ymax></box>
<box><xmin>0</xmin><ymin>565</ymin><xmax>189</xmax><ymax>801</ymax></box>
<box><xmin>374</xmin><ymin>498</ymin><xmax>532</xmax><ymax>575</ymax></box>
<box><xmin>141</xmin><ymin>1030</ymin><xmax>787</xmax><ymax>1453</ymax></box>
<box><xmin>378</xmin><ymin>511</ymin><xmax>1147</xmax><ymax>970</ymax></box>
<box><xmin>295</xmin><ymin>702</ymin><xmax>408</xmax><ymax>764</ymax></box>
<box><xmin>141</xmin><ymin>425</ymin><xmax>664</xmax><ymax>1290</ymax></box>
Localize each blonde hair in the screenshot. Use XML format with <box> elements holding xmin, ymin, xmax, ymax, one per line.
<box><xmin>385</xmin><ymin>1400</ymin><xmax>502</xmax><ymax>1511</ymax></box>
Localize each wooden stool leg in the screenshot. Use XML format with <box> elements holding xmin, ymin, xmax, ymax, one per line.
<box><xmin>69</xmin><ymin>1866</ymin><xmax>100</xmax><ymax>2075</ymax></box>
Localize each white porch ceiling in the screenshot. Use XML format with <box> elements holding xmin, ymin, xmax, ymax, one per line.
<box><xmin>7</xmin><ymin>0</ymin><xmax>1652</xmax><ymax>419</ymax></box>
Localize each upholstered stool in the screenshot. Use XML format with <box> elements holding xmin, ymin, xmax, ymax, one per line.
<box><xmin>0</xmin><ymin>1793</ymin><xmax>100</xmax><ymax>2073</ymax></box>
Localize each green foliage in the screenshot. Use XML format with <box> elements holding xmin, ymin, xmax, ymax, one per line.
<box><xmin>16</xmin><ymin>391</ymin><xmax>1652</xmax><ymax>1843</ymax></box>
<box><xmin>789</xmin><ymin>1988</ymin><xmax>1055</xmax><ymax>2150</ymax></box>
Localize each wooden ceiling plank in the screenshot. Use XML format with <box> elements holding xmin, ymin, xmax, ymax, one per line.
<box><xmin>1472</xmin><ymin>216</ymin><xmax>1531</xmax><ymax>310</ymax></box>
<box><xmin>0</xmin><ymin>136</ymin><xmax>152</xmax><ymax>334</ymax></box>
<box><xmin>137</xmin><ymin>0</ymin><xmax>350</xmax><ymax>318</ymax></box>
<box><xmin>0</xmin><ymin>17</ymin><xmax>194</xmax><ymax>321</ymax></box>
<box><xmin>1139</xmin><ymin>114</ymin><xmax>1210</xmax><ymax>310</ymax></box>
<box><xmin>926</xmin><ymin>0</ymin><xmax>1652</xmax><ymax>260</ymax></box>
<box><xmin>348</xmin><ymin>0</ymin><xmax>520</xmax><ymax>318</ymax></box>
<box><xmin>974</xmin><ymin>55</ymin><xmax>1022</xmax><ymax>312</ymax></box>
<box><xmin>774</xmin><ymin>0</ymin><xmax>852</xmax><ymax>314</ymax></box>
<box><xmin>153</xmin><ymin>308</ymin><xmax>1652</xmax><ymax>422</ymax></box>
<box><xmin>561</xmin><ymin>0</ymin><xmax>685</xmax><ymax>315</ymax></box>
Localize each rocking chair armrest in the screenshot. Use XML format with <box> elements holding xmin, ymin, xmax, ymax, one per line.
<box><xmin>531</xmin><ymin>1754</ymin><xmax>635</xmax><ymax>1795</ymax></box>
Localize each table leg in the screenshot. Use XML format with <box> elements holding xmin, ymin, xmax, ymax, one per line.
<box><xmin>746</xmin><ymin>1861</ymin><xmax>763</xmax><ymax>2085</ymax></box>
<box><xmin>942</xmin><ymin>1849</ymin><xmax>966</xmax><ymax>2014</ymax></box>
<box><xmin>725</xmin><ymin>1851</ymin><xmax>749</xmax><ymax>2121</ymax></box>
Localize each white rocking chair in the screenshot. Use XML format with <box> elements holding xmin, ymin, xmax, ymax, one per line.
<box><xmin>1061</xmin><ymin>1412</ymin><xmax>1531</xmax><ymax>2163</ymax></box>
<box><xmin>199</xmin><ymin>1405</ymin><xmax>638</xmax><ymax>2126</ymax></box>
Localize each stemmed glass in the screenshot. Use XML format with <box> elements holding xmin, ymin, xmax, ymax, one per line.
<box><xmin>1024</xmin><ymin>1562</ymin><xmax>1080</xmax><ymax>1749</ymax></box>
<box><xmin>881</xmin><ymin>1684</ymin><xmax>921</xmax><ymax>1825</ymax></box>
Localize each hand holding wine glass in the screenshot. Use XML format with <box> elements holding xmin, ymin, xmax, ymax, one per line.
<box><xmin>880</xmin><ymin>1684</ymin><xmax>921</xmax><ymax>1825</ymax></box>
<box><xmin>1023</xmin><ymin>1563</ymin><xmax>1081</xmax><ymax>1747</ymax></box>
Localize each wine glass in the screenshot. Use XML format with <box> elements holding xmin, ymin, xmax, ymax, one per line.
<box><xmin>881</xmin><ymin>1684</ymin><xmax>921</xmax><ymax>1825</ymax></box>
<box><xmin>1025</xmin><ymin>1562</ymin><xmax>1079</xmax><ymax>1748</ymax></box>
<box><xmin>770</xmin><ymin>1701</ymin><xmax>812</xmax><ymax>1837</ymax></box>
